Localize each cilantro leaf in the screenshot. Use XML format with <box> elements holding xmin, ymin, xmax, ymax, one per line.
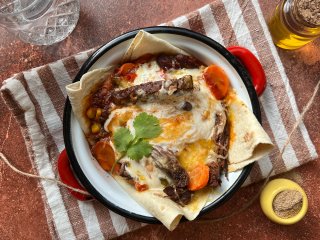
<box><xmin>133</xmin><ymin>112</ymin><xmax>162</xmax><ymax>139</ymax></box>
<box><xmin>127</xmin><ymin>140</ymin><xmax>153</xmax><ymax>161</ymax></box>
<box><xmin>114</xmin><ymin>127</ymin><xmax>134</xmax><ymax>153</ymax></box>
<box><xmin>112</xmin><ymin>113</ymin><xmax>162</xmax><ymax>163</ymax></box>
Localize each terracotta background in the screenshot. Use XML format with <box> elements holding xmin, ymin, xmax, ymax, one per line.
<box><xmin>0</xmin><ymin>0</ymin><xmax>319</xmax><ymax>239</ymax></box>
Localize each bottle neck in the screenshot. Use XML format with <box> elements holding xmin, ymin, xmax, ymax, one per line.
<box><xmin>282</xmin><ymin>0</ymin><xmax>320</xmax><ymax>37</ymax></box>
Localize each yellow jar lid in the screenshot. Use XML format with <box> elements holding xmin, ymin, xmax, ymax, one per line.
<box><xmin>260</xmin><ymin>178</ymin><xmax>308</xmax><ymax>225</ymax></box>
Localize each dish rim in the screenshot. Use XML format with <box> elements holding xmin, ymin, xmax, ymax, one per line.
<box><xmin>63</xmin><ymin>26</ymin><xmax>258</xmax><ymax>224</ymax></box>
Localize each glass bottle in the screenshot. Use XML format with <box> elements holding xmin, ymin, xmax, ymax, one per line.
<box><xmin>268</xmin><ymin>0</ymin><xmax>320</xmax><ymax>49</ymax></box>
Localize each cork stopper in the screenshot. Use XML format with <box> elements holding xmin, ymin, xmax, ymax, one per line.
<box><xmin>296</xmin><ymin>0</ymin><xmax>320</xmax><ymax>26</ymax></box>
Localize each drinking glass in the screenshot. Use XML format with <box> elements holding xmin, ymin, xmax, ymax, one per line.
<box><xmin>0</xmin><ymin>0</ymin><xmax>80</xmax><ymax>45</ymax></box>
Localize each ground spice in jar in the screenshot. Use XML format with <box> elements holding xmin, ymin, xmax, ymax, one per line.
<box><xmin>272</xmin><ymin>190</ymin><xmax>303</xmax><ymax>218</ymax></box>
<box><xmin>296</xmin><ymin>0</ymin><xmax>320</xmax><ymax>26</ymax></box>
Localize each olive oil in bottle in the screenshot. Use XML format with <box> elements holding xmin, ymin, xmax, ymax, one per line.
<box><xmin>268</xmin><ymin>0</ymin><xmax>320</xmax><ymax>50</ymax></box>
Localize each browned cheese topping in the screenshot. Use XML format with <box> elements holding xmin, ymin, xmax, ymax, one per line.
<box><xmin>272</xmin><ymin>190</ymin><xmax>303</xmax><ymax>219</ymax></box>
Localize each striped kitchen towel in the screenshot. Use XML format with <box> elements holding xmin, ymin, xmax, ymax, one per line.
<box><xmin>1</xmin><ymin>0</ymin><xmax>318</xmax><ymax>239</ymax></box>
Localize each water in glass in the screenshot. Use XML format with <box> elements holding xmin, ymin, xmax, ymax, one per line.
<box><xmin>0</xmin><ymin>0</ymin><xmax>80</xmax><ymax>45</ymax></box>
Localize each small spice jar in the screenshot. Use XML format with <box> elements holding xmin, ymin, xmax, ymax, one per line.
<box><xmin>260</xmin><ymin>178</ymin><xmax>308</xmax><ymax>224</ymax></box>
<box><xmin>268</xmin><ymin>0</ymin><xmax>320</xmax><ymax>49</ymax></box>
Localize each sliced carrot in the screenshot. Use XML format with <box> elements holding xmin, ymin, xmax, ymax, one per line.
<box><xmin>124</xmin><ymin>73</ymin><xmax>137</xmax><ymax>82</ymax></box>
<box><xmin>117</xmin><ymin>63</ymin><xmax>137</xmax><ymax>76</ymax></box>
<box><xmin>116</xmin><ymin>63</ymin><xmax>138</xmax><ymax>82</ymax></box>
<box><xmin>203</xmin><ymin>65</ymin><xmax>230</xmax><ymax>100</ymax></box>
<box><xmin>92</xmin><ymin>141</ymin><xmax>119</xmax><ymax>172</ymax></box>
<box><xmin>187</xmin><ymin>164</ymin><xmax>209</xmax><ymax>191</ymax></box>
<box><xmin>134</xmin><ymin>182</ymin><xmax>149</xmax><ymax>192</ymax></box>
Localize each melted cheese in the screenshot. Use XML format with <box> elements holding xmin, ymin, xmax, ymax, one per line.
<box><xmin>104</xmin><ymin>106</ymin><xmax>142</xmax><ymax>134</ymax></box>
<box><xmin>165</xmin><ymin>67</ymin><xmax>206</xmax><ymax>84</ymax></box>
<box><xmin>123</xmin><ymin>157</ymin><xmax>172</xmax><ymax>189</ymax></box>
<box><xmin>134</xmin><ymin>61</ymin><xmax>164</xmax><ymax>84</ymax></box>
<box><xmin>107</xmin><ymin>111</ymin><xmax>134</xmax><ymax>133</ymax></box>
<box><xmin>104</xmin><ymin>60</ymin><xmax>224</xmax><ymax>186</ymax></box>
<box><xmin>153</xmin><ymin>112</ymin><xmax>193</xmax><ymax>144</ymax></box>
<box><xmin>178</xmin><ymin>139</ymin><xmax>214</xmax><ymax>171</ymax></box>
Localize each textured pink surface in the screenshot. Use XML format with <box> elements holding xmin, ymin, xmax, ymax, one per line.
<box><xmin>0</xmin><ymin>0</ymin><xmax>319</xmax><ymax>239</ymax></box>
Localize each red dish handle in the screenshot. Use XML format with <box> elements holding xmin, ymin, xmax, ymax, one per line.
<box><xmin>57</xmin><ymin>149</ymin><xmax>92</xmax><ymax>201</ymax></box>
<box><xmin>227</xmin><ymin>46</ymin><xmax>266</xmax><ymax>96</ymax></box>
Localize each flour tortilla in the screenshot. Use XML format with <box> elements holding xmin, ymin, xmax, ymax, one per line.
<box><xmin>122</xmin><ymin>30</ymin><xmax>188</xmax><ymax>62</ymax></box>
<box><xmin>65</xmin><ymin>30</ymin><xmax>273</xmax><ymax>230</ymax></box>
<box><xmin>66</xmin><ymin>67</ymin><xmax>113</xmax><ymax>134</ymax></box>
<box><xmin>115</xmin><ymin>176</ymin><xmax>210</xmax><ymax>231</ymax></box>
<box><xmin>228</xmin><ymin>100</ymin><xmax>273</xmax><ymax>172</ymax></box>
